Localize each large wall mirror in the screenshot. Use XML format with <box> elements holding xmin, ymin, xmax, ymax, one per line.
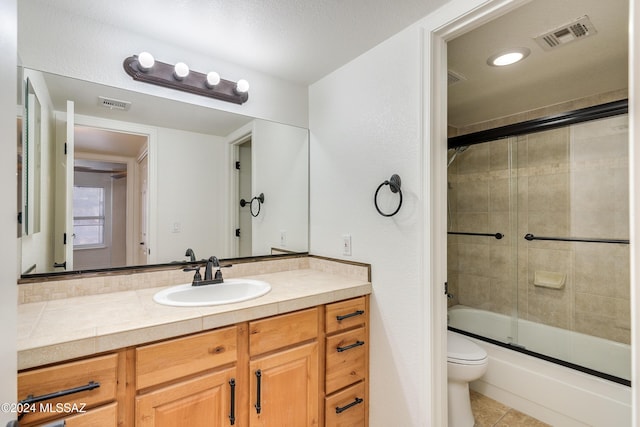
<box><xmin>18</xmin><ymin>68</ymin><xmax>309</xmax><ymax>279</ymax></box>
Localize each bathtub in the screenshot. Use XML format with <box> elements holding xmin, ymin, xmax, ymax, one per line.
<box><xmin>447</xmin><ymin>305</ymin><xmax>630</xmax><ymax>382</ymax></box>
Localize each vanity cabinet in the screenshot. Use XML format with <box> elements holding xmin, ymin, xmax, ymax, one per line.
<box><xmin>324</xmin><ymin>296</ymin><xmax>369</xmax><ymax>427</ymax></box>
<box><xmin>16</xmin><ymin>353</ymin><xmax>121</xmax><ymax>427</ymax></box>
<box><xmin>18</xmin><ymin>296</ymin><xmax>369</xmax><ymax>427</ymax></box>
<box><xmin>248</xmin><ymin>308</ymin><xmax>320</xmax><ymax>426</ymax></box>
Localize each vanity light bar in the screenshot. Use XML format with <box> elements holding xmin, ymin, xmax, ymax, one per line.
<box><xmin>123</xmin><ymin>54</ymin><xmax>249</xmax><ymax>105</ymax></box>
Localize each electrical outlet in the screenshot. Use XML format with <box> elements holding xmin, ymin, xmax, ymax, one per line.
<box><xmin>280</xmin><ymin>230</ymin><xmax>287</xmax><ymax>247</ymax></box>
<box><xmin>342</xmin><ymin>234</ymin><xmax>352</xmax><ymax>256</ymax></box>
<box><xmin>172</xmin><ymin>222</ymin><xmax>181</xmax><ymax>233</ymax></box>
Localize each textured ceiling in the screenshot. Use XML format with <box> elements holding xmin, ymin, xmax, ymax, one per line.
<box><xmin>42</xmin><ymin>0</ymin><xmax>449</xmax><ymax>85</ymax></box>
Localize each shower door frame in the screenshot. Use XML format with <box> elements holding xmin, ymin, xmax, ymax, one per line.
<box><xmin>446</xmin><ymin>99</ymin><xmax>630</xmax><ymax>386</ymax></box>
<box><xmin>447</xmin><ymin>99</ymin><xmax>628</xmax><ymax>150</ymax></box>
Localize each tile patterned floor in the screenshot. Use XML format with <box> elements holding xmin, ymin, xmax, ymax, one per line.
<box><xmin>471</xmin><ymin>390</ymin><xmax>551</xmax><ymax>427</ymax></box>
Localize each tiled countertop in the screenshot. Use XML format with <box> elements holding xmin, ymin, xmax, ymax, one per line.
<box><xmin>18</xmin><ymin>265</ymin><xmax>372</xmax><ymax>370</ymax></box>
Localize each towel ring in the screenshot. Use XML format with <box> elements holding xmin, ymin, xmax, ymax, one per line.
<box><xmin>374</xmin><ymin>174</ymin><xmax>402</xmax><ymax>217</ymax></box>
<box><xmin>250</xmin><ymin>193</ymin><xmax>265</xmax><ymax>217</ymax></box>
<box><xmin>239</xmin><ymin>193</ymin><xmax>265</xmax><ymax>217</ymax></box>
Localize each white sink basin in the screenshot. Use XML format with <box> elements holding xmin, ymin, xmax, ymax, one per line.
<box><xmin>153</xmin><ymin>279</ymin><xmax>271</xmax><ymax>307</ymax></box>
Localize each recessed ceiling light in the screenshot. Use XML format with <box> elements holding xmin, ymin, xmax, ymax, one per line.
<box><xmin>487</xmin><ymin>47</ymin><xmax>530</xmax><ymax>67</ymax></box>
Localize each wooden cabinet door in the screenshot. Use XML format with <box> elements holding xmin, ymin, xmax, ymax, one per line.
<box><xmin>136</xmin><ymin>367</ymin><xmax>237</xmax><ymax>427</ymax></box>
<box><xmin>249</xmin><ymin>342</ymin><xmax>319</xmax><ymax>427</ymax></box>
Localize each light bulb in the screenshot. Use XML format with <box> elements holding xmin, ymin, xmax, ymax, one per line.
<box><xmin>206</xmin><ymin>71</ymin><xmax>221</xmax><ymax>87</ymax></box>
<box><xmin>174</xmin><ymin>62</ymin><xmax>190</xmax><ymax>80</ymax></box>
<box><xmin>487</xmin><ymin>47</ymin><xmax>530</xmax><ymax>67</ymax></box>
<box><xmin>137</xmin><ymin>52</ymin><xmax>155</xmax><ymax>71</ymax></box>
<box><xmin>235</xmin><ymin>79</ymin><xmax>250</xmax><ymax>93</ymax></box>
<box><xmin>493</xmin><ymin>52</ymin><xmax>523</xmax><ymax>66</ymax></box>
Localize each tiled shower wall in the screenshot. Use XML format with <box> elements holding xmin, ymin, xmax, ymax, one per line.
<box><xmin>447</xmin><ymin>113</ymin><xmax>630</xmax><ymax>344</ymax></box>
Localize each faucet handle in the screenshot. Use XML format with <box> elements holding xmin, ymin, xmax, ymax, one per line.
<box><xmin>183</xmin><ymin>266</ymin><xmax>202</xmax><ymax>285</ymax></box>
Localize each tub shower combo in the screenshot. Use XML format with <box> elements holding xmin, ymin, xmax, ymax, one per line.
<box><xmin>447</xmin><ymin>100</ymin><xmax>630</xmax><ymax>385</ymax></box>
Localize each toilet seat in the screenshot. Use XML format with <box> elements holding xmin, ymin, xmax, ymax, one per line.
<box><xmin>447</xmin><ymin>331</ymin><xmax>487</xmax><ymax>365</ymax></box>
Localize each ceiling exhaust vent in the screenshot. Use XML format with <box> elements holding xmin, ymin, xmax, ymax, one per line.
<box><xmin>447</xmin><ymin>70</ymin><xmax>466</xmax><ymax>86</ymax></box>
<box><xmin>534</xmin><ymin>15</ymin><xmax>597</xmax><ymax>51</ymax></box>
<box><xmin>98</xmin><ymin>96</ymin><xmax>131</xmax><ymax>111</ymax></box>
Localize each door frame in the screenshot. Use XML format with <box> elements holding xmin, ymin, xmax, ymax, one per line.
<box><xmin>428</xmin><ymin>0</ymin><xmax>639</xmax><ymax>424</ymax></box>
<box><xmin>228</xmin><ymin>132</ymin><xmax>252</xmax><ymax>258</ymax></box>
<box><xmin>226</xmin><ymin>123</ymin><xmax>253</xmax><ymax>257</ymax></box>
<box><xmin>425</xmin><ymin>0</ymin><xmax>532</xmax><ymax>425</ymax></box>
<box><xmin>72</xmin><ymin>114</ymin><xmax>157</xmax><ymax>264</ymax></box>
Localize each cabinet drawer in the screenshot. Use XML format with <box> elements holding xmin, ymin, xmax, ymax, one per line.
<box><xmin>325</xmin><ymin>297</ymin><xmax>366</xmax><ymax>334</ymax></box>
<box><xmin>249</xmin><ymin>307</ymin><xmax>318</xmax><ymax>356</ymax></box>
<box><xmin>64</xmin><ymin>402</ymin><xmax>118</xmax><ymax>427</ymax></box>
<box><xmin>136</xmin><ymin>326</ymin><xmax>237</xmax><ymax>390</ymax></box>
<box><xmin>326</xmin><ymin>327</ymin><xmax>367</xmax><ymax>393</ymax></box>
<box><xmin>17</xmin><ymin>354</ymin><xmax>118</xmax><ymax>426</ymax></box>
<box><xmin>325</xmin><ymin>381</ymin><xmax>366</xmax><ymax>427</ymax></box>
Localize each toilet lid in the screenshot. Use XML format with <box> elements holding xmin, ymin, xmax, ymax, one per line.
<box><xmin>447</xmin><ymin>331</ymin><xmax>487</xmax><ymax>363</ymax></box>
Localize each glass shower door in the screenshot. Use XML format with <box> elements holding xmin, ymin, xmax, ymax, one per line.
<box><xmin>447</xmin><ymin>112</ymin><xmax>630</xmax><ymax>383</ymax></box>
<box><xmin>447</xmin><ymin>136</ymin><xmax>519</xmax><ymax>346</ymax></box>
<box><xmin>515</xmin><ymin>114</ymin><xmax>630</xmax><ymax>381</ymax></box>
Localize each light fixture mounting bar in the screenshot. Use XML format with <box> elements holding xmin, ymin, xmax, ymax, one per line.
<box><xmin>123</xmin><ymin>55</ymin><xmax>248</xmax><ymax>105</ymax></box>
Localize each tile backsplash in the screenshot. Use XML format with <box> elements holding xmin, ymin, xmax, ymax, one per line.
<box><xmin>18</xmin><ymin>255</ymin><xmax>371</xmax><ymax>304</ymax></box>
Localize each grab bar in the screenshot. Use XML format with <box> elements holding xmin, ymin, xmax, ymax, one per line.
<box><xmin>448</xmin><ymin>232</ymin><xmax>503</xmax><ymax>240</ymax></box>
<box><xmin>524</xmin><ymin>233</ymin><xmax>629</xmax><ymax>245</ymax></box>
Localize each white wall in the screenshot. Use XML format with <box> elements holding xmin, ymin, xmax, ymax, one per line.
<box><xmin>18</xmin><ymin>1</ymin><xmax>309</xmax><ymax>129</ymax></box>
<box><xmin>251</xmin><ymin>120</ymin><xmax>309</xmax><ymax>254</ymax></box>
<box><xmin>309</xmin><ymin>24</ymin><xmax>426</xmax><ymax>426</ymax></box>
<box><xmin>155</xmin><ymin>127</ymin><xmax>228</xmax><ymax>263</ymax></box>
<box><xmin>307</xmin><ymin>0</ymin><xmax>545</xmax><ymax>425</ymax></box>
<box><xmin>1</xmin><ymin>0</ymin><xmax>18</xmax><ymax>424</ymax></box>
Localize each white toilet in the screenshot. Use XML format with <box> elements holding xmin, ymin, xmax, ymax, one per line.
<box><xmin>447</xmin><ymin>331</ymin><xmax>489</xmax><ymax>427</ymax></box>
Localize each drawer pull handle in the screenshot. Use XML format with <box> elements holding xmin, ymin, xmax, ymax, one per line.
<box><xmin>18</xmin><ymin>381</ymin><xmax>100</xmax><ymax>420</ymax></box>
<box><xmin>254</xmin><ymin>370</ymin><xmax>262</xmax><ymax>414</ymax></box>
<box><xmin>335</xmin><ymin>397</ymin><xmax>364</xmax><ymax>414</ymax></box>
<box><xmin>336</xmin><ymin>310</ymin><xmax>364</xmax><ymax>321</ymax></box>
<box><xmin>337</xmin><ymin>340</ymin><xmax>365</xmax><ymax>353</ymax></box>
<box><xmin>229</xmin><ymin>378</ymin><xmax>236</xmax><ymax>425</ymax></box>
<box><xmin>20</xmin><ymin>381</ymin><xmax>100</xmax><ymax>406</ymax></box>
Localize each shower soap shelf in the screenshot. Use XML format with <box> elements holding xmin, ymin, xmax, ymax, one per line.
<box><xmin>533</xmin><ymin>270</ymin><xmax>566</xmax><ymax>289</ymax></box>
